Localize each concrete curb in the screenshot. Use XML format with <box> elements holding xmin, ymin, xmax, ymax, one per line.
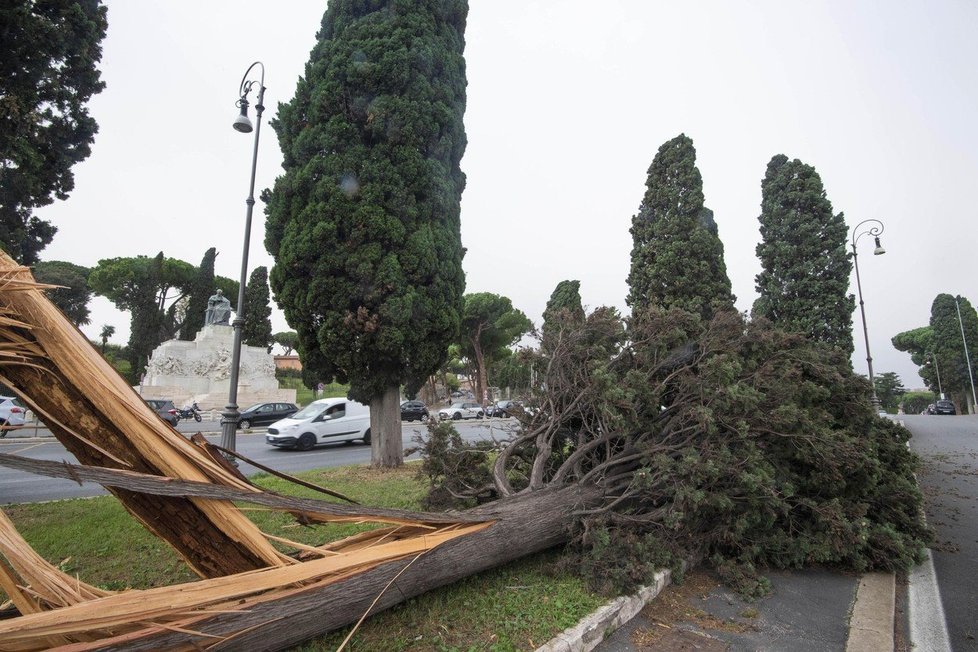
<box><xmin>534</xmin><ymin>568</ymin><xmax>673</xmax><ymax>652</ymax></box>
<box><xmin>846</xmin><ymin>572</ymin><xmax>895</xmax><ymax>651</ymax></box>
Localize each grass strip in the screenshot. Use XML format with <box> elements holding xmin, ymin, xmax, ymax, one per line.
<box><xmin>3</xmin><ymin>463</ymin><xmax>603</xmax><ymax>650</ymax></box>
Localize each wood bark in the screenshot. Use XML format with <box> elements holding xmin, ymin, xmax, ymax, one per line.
<box><xmin>94</xmin><ymin>484</ymin><xmax>604</xmax><ymax>651</ymax></box>
<box><xmin>369</xmin><ymin>384</ymin><xmax>403</xmax><ymax>467</ymax></box>
<box><xmin>0</xmin><ymin>254</ymin><xmax>284</xmax><ymax>577</ymax></box>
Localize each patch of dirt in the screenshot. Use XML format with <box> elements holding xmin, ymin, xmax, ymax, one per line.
<box><xmin>628</xmin><ymin>569</ymin><xmax>754</xmax><ymax>650</ymax></box>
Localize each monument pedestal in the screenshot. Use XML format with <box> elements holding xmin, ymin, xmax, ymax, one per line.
<box><xmin>139</xmin><ymin>325</ymin><xmax>296</xmax><ymax>410</ymax></box>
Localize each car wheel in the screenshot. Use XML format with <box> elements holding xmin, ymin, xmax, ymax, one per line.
<box><xmin>421</xmin><ymin>413</ymin><xmax>429</xmax><ymax>423</ymax></box>
<box><xmin>453</xmin><ymin>412</ymin><xmax>461</xmax><ymax>420</ymax></box>
<box><xmin>477</xmin><ymin>411</ymin><xmax>484</xmax><ymax>419</ymax></box>
<box><xmin>296</xmin><ymin>433</ymin><xmax>316</xmax><ymax>451</ymax></box>
<box><xmin>239</xmin><ymin>419</ymin><xmax>251</xmax><ymax>430</ymax></box>
<box><xmin>363</xmin><ymin>428</ymin><xmax>371</xmax><ymax>445</ymax></box>
<box><xmin>0</xmin><ymin>419</ymin><xmax>6</xmax><ymax>438</ymax></box>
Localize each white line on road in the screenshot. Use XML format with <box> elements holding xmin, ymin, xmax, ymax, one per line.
<box><xmin>908</xmin><ymin>548</ymin><xmax>952</xmax><ymax>652</ymax></box>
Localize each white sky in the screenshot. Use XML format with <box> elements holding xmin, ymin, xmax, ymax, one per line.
<box><xmin>36</xmin><ymin>1</ymin><xmax>978</xmax><ymax>390</ymax></box>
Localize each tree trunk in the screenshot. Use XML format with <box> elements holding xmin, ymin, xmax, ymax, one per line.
<box><xmin>470</xmin><ymin>335</ymin><xmax>488</xmax><ymax>409</ymax></box>
<box><xmin>370</xmin><ymin>384</ymin><xmax>403</xmax><ymax>468</ymax></box>
<box><xmin>94</xmin><ymin>483</ymin><xmax>605</xmax><ymax>651</ymax></box>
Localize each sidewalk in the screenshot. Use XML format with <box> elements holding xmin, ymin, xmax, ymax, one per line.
<box><xmin>539</xmin><ymin>567</ymin><xmax>896</xmax><ymax>652</ymax></box>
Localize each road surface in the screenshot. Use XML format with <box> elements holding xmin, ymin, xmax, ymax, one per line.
<box><xmin>0</xmin><ymin>418</ymin><xmax>518</xmax><ymax>504</ymax></box>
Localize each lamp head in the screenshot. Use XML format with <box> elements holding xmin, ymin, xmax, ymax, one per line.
<box><xmin>232</xmin><ymin>99</ymin><xmax>253</xmax><ymax>133</ymax></box>
<box><xmin>873</xmin><ymin>236</ymin><xmax>885</xmax><ymax>255</ymax></box>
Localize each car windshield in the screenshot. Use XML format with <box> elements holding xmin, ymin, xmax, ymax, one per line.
<box><xmin>448</xmin><ymin>402</ymin><xmax>465</xmax><ymax>409</ymax></box>
<box><xmin>290</xmin><ymin>403</ymin><xmax>329</xmax><ymax>420</ymax></box>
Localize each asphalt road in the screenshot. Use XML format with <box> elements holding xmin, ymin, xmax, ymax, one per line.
<box><xmin>0</xmin><ymin>417</ymin><xmax>519</xmax><ymax>504</ymax></box>
<box><xmin>902</xmin><ymin>414</ymin><xmax>978</xmax><ymax>652</ymax></box>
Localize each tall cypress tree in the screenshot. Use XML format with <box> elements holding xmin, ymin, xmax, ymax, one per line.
<box><xmin>242</xmin><ymin>266</ymin><xmax>273</xmax><ymax>349</ymax></box>
<box><xmin>753</xmin><ymin>155</ymin><xmax>854</xmax><ymax>356</ymax></box>
<box><xmin>0</xmin><ymin>1</ymin><xmax>108</xmax><ymax>264</ymax></box>
<box><xmin>266</xmin><ymin>0</ymin><xmax>468</xmax><ymax>467</ymax></box>
<box><xmin>626</xmin><ymin>134</ymin><xmax>733</xmax><ymax>319</ymax></box>
<box><xmin>541</xmin><ymin>279</ymin><xmax>585</xmax><ymax>354</ymax></box>
<box><xmin>181</xmin><ymin>247</ymin><xmax>216</xmax><ymax>340</ymax></box>
<box><xmin>929</xmin><ymin>293</ymin><xmax>978</xmax><ymax>413</ymax></box>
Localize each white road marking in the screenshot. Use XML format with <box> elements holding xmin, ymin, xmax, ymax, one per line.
<box><xmin>908</xmin><ymin>548</ymin><xmax>952</xmax><ymax>652</ymax></box>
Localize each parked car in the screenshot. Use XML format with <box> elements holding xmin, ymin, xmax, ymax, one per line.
<box><xmin>486</xmin><ymin>400</ymin><xmax>518</xmax><ymax>418</ymax></box>
<box><xmin>145</xmin><ymin>399</ymin><xmax>179</xmax><ymax>427</ymax></box>
<box><xmin>400</xmin><ymin>400</ymin><xmax>429</xmax><ymax>422</ymax></box>
<box><xmin>265</xmin><ymin>398</ymin><xmax>371</xmax><ymax>450</ymax></box>
<box><xmin>238</xmin><ymin>402</ymin><xmax>299</xmax><ymax>429</ymax></box>
<box><xmin>933</xmin><ymin>399</ymin><xmax>956</xmax><ymax>415</ymax></box>
<box><xmin>0</xmin><ymin>396</ymin><xmax>27</xmax><ymax>436</ymax></box>
<box><xmin>438</xmin><ymin>401</ymin><xmax>484</xmax><ymax>421</ymax></box>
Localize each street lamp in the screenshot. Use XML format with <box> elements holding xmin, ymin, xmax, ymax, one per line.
<box><xmin>220</xmin><ymin>62</ymin><xmax>266</xmax><ymax>462</ymax></box>
<box><xmin>850</xmin><ymin>219</ymin><xmax>886</xmax><ymax>408</ymax></box>
<box><xmin>926</xmin><ymin>353</ymin><xmax>943</xmax><ymax>399</ymax></box>
<box><xmin>954</xmin><ymin>297</ymin><xmax>978</xmax><ymax>412</ymax></box>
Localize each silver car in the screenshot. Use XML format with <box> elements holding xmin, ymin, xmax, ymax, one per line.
<box><xmin>438</xmin><ymin>401</ymin><xmax>485</xmax><ymax>421</ymax></box>
<box><xmin>0</xmin><ymin>396</ymin><xmax>27</xmax><ymax>437</ymax></box>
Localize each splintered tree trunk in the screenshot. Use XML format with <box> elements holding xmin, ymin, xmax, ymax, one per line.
<box><xmin>98</xmin><ymin>483</ymin><xmax>605</xmax><ymax>651</ymax></box>
<box><xmin>370</xmin><ymin>384</ymin><xmax>403</xmax><ymax>468</ymax></box>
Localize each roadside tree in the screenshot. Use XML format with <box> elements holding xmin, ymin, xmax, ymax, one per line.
<box><xmin>459</xmin><ymin>293</ymin><xmax>531</xmax><ymax>408</ymax></box>
<box><xmin>265</xmin><ymin>0</ymin><xmax>469</xmax><ymax>467</ymax></box>
<box><xmin>0</xmin><ymin>0</ymin><xmax>108</xmax><ymax>263</ymax></box>
<box><xmin>181</xmin><ymin>248</ymin><xmax>216</xmax><ymax>340</ymax></box>
<box><xmin>31</xmin><ymin>260</ymin><xmax>92</xmax><ymax>326</ymax></box>
<box><xmin>242</xmin><ymin>266</ymin><xmax>272</xmax><ymax>349</ymax></box>
<box><xmin>753</xmin><ymin>155</ymin><xmax>854</xmax><ymax>356</ymax></box>
<box><xmin>627</xmin><ymin>134</ymin><xmax>733</xmax><ymax>319</ymax></box>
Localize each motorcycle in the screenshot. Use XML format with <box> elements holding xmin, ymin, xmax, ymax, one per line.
<box><xmin>171</xmin><ymin>402</ymin><xmax>202</xmax><ymax>423</ymax></box>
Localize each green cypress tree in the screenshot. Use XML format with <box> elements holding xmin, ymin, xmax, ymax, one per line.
<box><xmin>242</xmin><ymin>266</ymin><xmax>273</xmax><ymax>349</ymax></box>
<box><xmin>929</xmin><ymin>293</ymin><xmax>978</xmax><ymax>413</ymax></box>
<box><xmin>541</xmin><ymin>279</ymin><xmax>585</xmax><ymax>354</ymax></box>
<box><xmin>0</xmin><ymin>1</ymin><xmax>108</xmax><ymax>264</ymax></box>
<box><xmin>626</xmin><ymin>134</ymin><xmax>733</xmax><ymax>319</ymax></box>
<box><xmin>266</xmin><ymin>0</ymin><xmax>468</xmax><ymax>466</ymax></box>
<box><xmin>753</xmin><ymin>155</ymin><xmax>854</xmax><ymax>356</ymax></box>
<box><xmin>181</xmin><ymin>247</ymin><xmax>216</xmax><ymax>340</ymax></box>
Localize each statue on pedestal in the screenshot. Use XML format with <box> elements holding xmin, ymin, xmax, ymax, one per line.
<box><xmin>205</xmin><ymin>289</ymin><xmax>232</xmax><ymax>326</ymax></box>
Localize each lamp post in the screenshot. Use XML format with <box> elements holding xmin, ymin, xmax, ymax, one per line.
<box><xmin>954</xmin><ymin>297</ymin><xmax>978</xmax><ymax>412</ymax></box>
<box><xmin>850</xmin><ymin>219</ymin><xmax>886</xmax><ymax>408</ymax></box>
<box><xmin>927</xmin><ymin>353</ymin><xmax>943</xmax><ymax>399</ymax></box>
<box><xmin>220</xmin><ymin>62</ymin><xmax>265</xmax><ymax>461</ymax></box>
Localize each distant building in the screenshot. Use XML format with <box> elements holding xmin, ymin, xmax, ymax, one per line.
<box><xmin>274</xmin><ymin>355</ymin><xmax>302</xmax><ymax>371</ymax></box>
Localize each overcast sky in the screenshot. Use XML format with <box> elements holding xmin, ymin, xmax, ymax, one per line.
<box><xmin>36</xmin><ymin>1</ymin><xmax>978</xmax><ymax>390</ymax></box>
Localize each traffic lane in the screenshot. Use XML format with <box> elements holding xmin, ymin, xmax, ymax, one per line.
<box><xmin>0</xmin><ymin>419</ymin><xmax>518</xmax><ymax>504</ymax></box>
<box><xmin>903</xmin><ymin>414</ymin><xmax>978</xmax><ymax>651</ymax></box>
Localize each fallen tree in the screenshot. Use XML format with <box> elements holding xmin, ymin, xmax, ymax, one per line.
<box><xmin>0</xmin><ymin>250</ymin><xmax>929</xmax><ymax>649</ymax></box>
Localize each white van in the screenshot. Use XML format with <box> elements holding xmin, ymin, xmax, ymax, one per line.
<box><xmin>265</xmin><ymin>397</ymin><xmax>371</xmax><ymax>451</ymax></box>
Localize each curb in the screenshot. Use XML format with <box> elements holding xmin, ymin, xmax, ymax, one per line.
<box><xmin>845</xmin><ymin>572</ymin><xmax>895</xmax><ymax>652</ymax></box>
<box><xmin>534</xmin><ymin>568</ymin><xmax>673</xmax><ymax>652</ymax></box>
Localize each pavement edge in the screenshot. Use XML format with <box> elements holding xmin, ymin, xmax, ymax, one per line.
<box><xmin>845</xmin><ymin>572</ymin><xmax>895</xmax><ymax>652</ymax></box>
<box><xmin>534</xmin><ymin>568</ymin><xmax>673</xmax><ymax>652</ymax></box>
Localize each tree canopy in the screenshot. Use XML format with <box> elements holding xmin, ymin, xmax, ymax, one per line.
<box><xmin>929</xmin><ymin>294</ymin><xmax>978</xmax><ymax>412</ymax></box>
<box><xmin>541</xmin><ymin>279</ymin><xmax>585</xmax><ymax>354</ymax></box>
<box><xmin>459</xmin><ymin>292</ymin><xmax>531</xmax><ymax>406</ymax></box>
<box><xmin>181</xmin><ymin>248</ymin><xmax>216</xmax><ymax>340</ymax></box>
<box><xmin>242</xmin><ymin>266</ymin><xmax>272</xmax><ymax>349</ymax></box>
<box><xmin>626</xmin><ymin>134</ymin><xmax>733</xmax><ymax>319</ymax></box>
<box><xmin>272</xmin><ymin>331</ymin><xmax>299</xmax><ymax>356</ymax></box>
<box><xmin>753</xmin><ymin>155</ymin><xmax>854</xmax><ymax>356</ymax></box>
<box><xmin>0</xmin><ymin>0</ymin><xmax>108</xmax><ymax>264</ymax></box>
<box><xmin>265</xmin><ymin>0</ymin><xmax>469</xmax><ymax>466</ymax></box>
<box><xmin>873</xmin><ymin>372</ymin><xmax>906</xmax><ymax>411</ymax></box>
<box><xmin>31</xmin><ymin>260</ymin><xmax>92</xmax><ymax>326</ymax></box>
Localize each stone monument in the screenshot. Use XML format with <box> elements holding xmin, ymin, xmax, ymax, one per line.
<box><xmin>139</xmin><ymin>290</ymin><xmax>296</xmax><ymax>410</ymax></box>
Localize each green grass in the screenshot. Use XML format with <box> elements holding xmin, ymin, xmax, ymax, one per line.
<box><xmin>2</xmin><ymin>464</ymin><xmax>603</xmax><ymax>650</ymax></box>
<box><xmin>277</xmin><ymin>376</ymin><xmax>349</xmax><ymax>406</ymax></box>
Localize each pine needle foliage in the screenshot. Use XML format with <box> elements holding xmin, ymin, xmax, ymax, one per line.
<box><xmin>626</xmin><ymin>134</ymin><xmax>734</xmax><ymax>319</ymax></box>
<box><xmin>753</xmin><ymin>155</ymin><xmax>854</xmax><ymax>357</ymax></box>
<box><xmin>265</xmin><ymin>0</ymin><xmax>468</xmax><ymax>403</ymax></box>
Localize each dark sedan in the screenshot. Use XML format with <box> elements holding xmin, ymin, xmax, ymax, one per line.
<box><xmin>933</xmin><ymin>399</ymin><xmax>956</xmax><ymax>415</ymax></box>
<box><xmin>238</xmin><ymin>402</ymin><xmax>299</xmax><ymax>429</ymax></box>
<box><xmin>401</xmin><ymin>400</ymin><xmax>429</xmax><ymax>422</ymax></box>
<box><xmin>145</xmin><ymin>399</ymin><xmax>179</xmax><ymax>427</ymax></box>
